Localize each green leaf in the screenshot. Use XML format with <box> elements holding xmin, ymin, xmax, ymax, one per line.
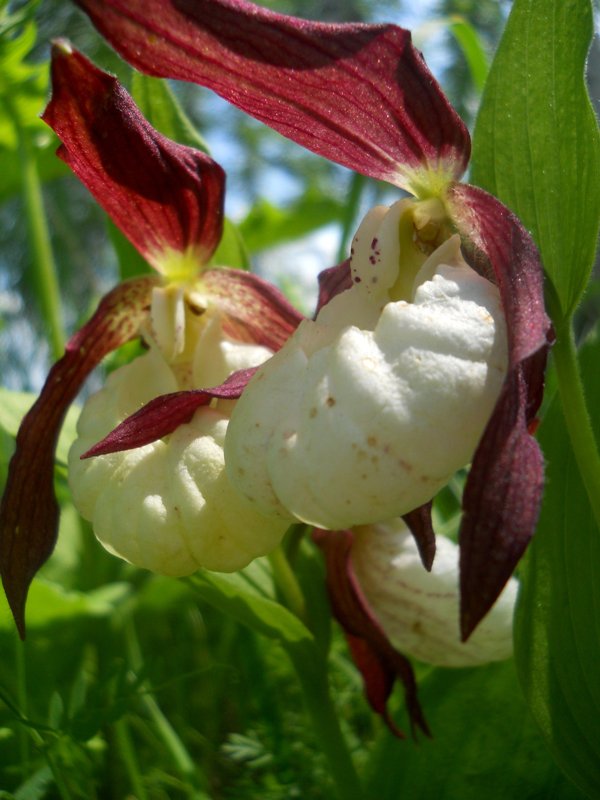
<box><xmin>188</xmin><ymin>558</ymin><xmax>314</xmax><ymax>650</ymax></box>
<box><xmin>0</xmin><ymin>14</ymin><xmax>64</xmax><ymax>202</ymax></box>
<box><xmin>366</xmin><ymin>660</ymin><xmax>585</xmax><ymax>800</ymax></box>
<box><xmin>447</xmin><ymin>16</ymin><xmax>489</xmax><ymax>92</ymax></box>
<box><xmin>471</xmin><ymin>0</ymin><xmax>600</xmax><ymax>321</ymax></box>
<box><xmin>130</xmin><ymin>71</ymin><xmax>209</xmax><ymax>152</ymax></box>
<box><xmin>0</xmin><ymin>389</ymin><xmax>80</xmax><ymax>466</ymax></box>
<box><xmin>514</xmin><ymin>333</ymin><xmax>600</xmax><ymax>799</ymax></box>
<box><xmin>0</xmin><ymin>579</ymin><xmax>131</xmax><ymax>630</ymax></box>
<box><xmin>417</xmin><ymin>16</ymin><xmax>489</xmax><ymax>92</ymax></box>
<box><xmin>210</xmin><ymin>217</ymin><xmax>250</xmax><ymax>270</ymax></box>
<box><xmin>238</xmin><ymin>192</ymin><xmax>344</xmax><ymax>253</ymax></box>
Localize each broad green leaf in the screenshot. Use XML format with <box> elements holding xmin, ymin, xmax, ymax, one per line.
<box><xmin>514</xmin><ymin>333</ymin><xmax>600</xmax><ymax>799</ymax></box>
<box><xmin>0</xmin><ymin>579</ymin><xmax>130</xmax><ymax>630</ymax></box>
<box><xmin>238</xmin><ymin>193</ymin><xmax>344</xmax><ymax>253</ymax></box>
<box><xmin>188</xmin><ymin>558</ymin><xmax>314</xmax><ymax>650</ymax></box>
<box><xmin>366</xmin><ymin>660</ymin><xmax>584</xmax><ymax>800</ymax></box>
<box><xmin>107</xmin><ymin>217</ymin><xmax>149</xmax><ymax>281</ymax></box>
<box><xmin>210</xmin><ymin>218</ymin><xmax>250</xmax><ymax>270</ymax></box>
<box><xmin>0</xmin><ymin>388</ymin><xmax>80</xmax><ymax>466</ymax></box>
<box><xmin>130</xmin><ymin>71</ymin><xmax>209</xmax><ymax>152</ymax></box>
<box><xmin>471</xmin><ymin>0</ymin><xmax>600</xmax><ymax>321</ymax></box>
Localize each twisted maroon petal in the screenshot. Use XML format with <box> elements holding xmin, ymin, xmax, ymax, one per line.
<box><xmin>74</xmin><ymin>0</ymin><xmax>470</xmax><ymax>190</ymax></box>
<box><xmin>313</xmin><ymin>528</ymin><xmax>430</xmax><ymax>738</ymax></box>
<box><xmin>83</xmin><ymin>367</ymin><xmax>257</xmax><ymax>457</ymax></box>
<box><xmin>402</xmin><ymin>502</ymin><xmax>436</xmax><ymax>571</ymax></box>
<box><xmin>314</xmin><ymin>260</ymin><xmax>352</xmax><ymax>316</ymax></box>
<box><xmin>448</xmin><ymin>183</ymin><xmax>553</xmax><ymax>640</ymax></box>
<box><xmin>0</xmin><ymin>277</ymin><xmax>157</xmax><ymax>637</ymax></box>
<box><xmin>42</xmin><ymin>42</ymin><xmax>225</xmax><ymax>270</ymax></box>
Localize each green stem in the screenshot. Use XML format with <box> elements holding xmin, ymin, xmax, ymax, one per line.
<box><xmin>268</xmin><ymin>545</ymin><xmax>307</xmax><ymax>622</ymax></box>
<box><xmin>114</xmin><ymin>717</ymin><xmax>149</xmax><ymax>800</ymax></box>
<box><xmin>14</xmin><ymin>635</ymin><xmax>30</xmax><ymax>781</ymax></box>
<box><xmin>123</xmin><ymin>617</ymin><xmax>208</xmax><ymax>799</ymax></box>
<box><xmin>336</xmin><ymin>172</ymin><xmax>366</xmax><ymax>263</ymax></box>
<box><xmin>6</xmin><ymin>97</ymin><xmax>64</xmax><ymax>360</ymax></box>
<box><xmin>287</xmin><ymin>646</ymin><xmax>364</xmax><ymax>800</ymax></box>
<box><xmin>553</xmin><ymin>321</ymin><xmax>600</xmax><ymax>528</ymax></box>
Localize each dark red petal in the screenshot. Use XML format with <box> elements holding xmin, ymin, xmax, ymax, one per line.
<box><xmin>448</xmin><ymin>183</ymin><xmax>553</xmax><ymax>640</ymax></box>
<box><xmin>202</xmin><ymin>268</ymin><xmax>304</xmax><ymax>351</ymax></box>
<box><xmin>0</xmin><ymin>277</ymin><xmax>157</xmax><ymax>637</ymax></box>
<box><xmin>314</xmin><ymin>260</ymin><xmax>352</xmax><ymax>317</ymax></box>
<box><xmin>313</xmin><ymin>528</ymin><xmax>430</xmax><ymax>738</ymax></box>
<box><xmin>402</xmin><ymin>502</ymin><xmax>436</xmax><ymax>571</ymax></box>
<box><xmin>84</xmin><ymin>268</ymin><xmax>304</xmax><ymax>455</ymax></box>
<box><xmin>83</xmin><ymin>367</ymin><xmax>257</xmax><ymax>457</ymax></box>
<box><xmin>42</xmin><ymin>42</ymin><xmax>225</xmax><ymax>270</ymax></box>
<box><xmin>74</xmin><ymin>0</ymin><xmax>470</xmax><ymax>190</ymax></box>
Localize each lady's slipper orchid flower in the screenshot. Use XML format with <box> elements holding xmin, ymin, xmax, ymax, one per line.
<box><xmin>350</xmin><ymin>520</ymin><xmax>518</xmax><ymax>668</ymax></box>
<box><xmin>74</xmin><ymin>0</ymin><xmax>552</xmax><ymax>645</ymax></box>
<box><xmin>0</xmin><ymin>42</ymin><xmax>303</xmax><ymax>636</ymax></box>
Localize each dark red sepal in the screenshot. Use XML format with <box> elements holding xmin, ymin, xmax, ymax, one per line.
<box><xmin>448</xmin><ymin>183</ymin><xmax>553</xmax><ymax>640</ymax></box>
<box><xmin>42</xmin><ymin>42</ymin><xmax>225</xmax><ymax>271</ymax></box>
<box><xmin>74</xmin><ymin>0</ymin><xmax>470</xmax><ymax>191</ymax></box>
<box><xmin>0</xmin><ymin>276</ymin><xmax>157</xmax><ymax>637</ymax></box>
<box><xmin>402</xmin><ymin>501</ymin><xmax>435</xmax><ymax>571</ymax></box>
<box><xmin>314</xmin><ymin>260</ymin><xmax>352</xmax><ymax>317</ymax></box>
<box><xmin>313</xmin><ymin>528</ymin><xmax>430</xmax><ymax>738</ymax></box>
<box><xmin>202</xmin><ymin>268</ymin><xmax>304</xmax><ymax>351</ymax></box>
<box><xmin>83</xmin><ymin>367</ymin><xmax>257</xmax><ymax>457</ymax></box>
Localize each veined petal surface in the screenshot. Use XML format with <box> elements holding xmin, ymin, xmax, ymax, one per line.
<box><xmin>42</xmin><ymin>42</ymin><xmax>225</xmax><ymax>271</ymax></box>
<box><xmin>74</xmin><ymin>0</ymin><xmax>470</xmax><ymax>191</ymax></box>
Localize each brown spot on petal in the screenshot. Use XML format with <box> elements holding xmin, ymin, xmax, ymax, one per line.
<box><xmin>367</xmin><ymin>435</ymin><xmax>377</xmax><ymax>447</ymax></box>
<box><xmin>309</xmin><ymin>407</ymin><xmax>317</xmax><ymax>418</ymax></box>
<box><xmin>326</xmin><ymin>396</ymin><xmax>336</xmax><ymax>407</ymax></box>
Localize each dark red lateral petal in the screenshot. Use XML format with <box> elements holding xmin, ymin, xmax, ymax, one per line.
<box><xmin>448</xmin><ymin>183</ymin><xmax>552</xmax><ymax>640</ymax></box>
<box><xmin>83</xmin><ymin>367</ymin><xmax>257</xmax><ymax>457</ymax></box>
<box><xmin>314</xmin><ymin>260</ymin><xmax>352</xmax><ymax>317</ymax></box>
<box><xmin>313</xmin><ymin>528</ymin><xmax>430</xmax><ymax>738</ymax></box>
<box><xmin>459</xmin><ymin>368</ymin><xmax>544</xmax><ymax>641</ymax></box>
<box><xmin>0</xmin><ymin>277</ymin><xmax>157</xmax><ymax>637</ymax></box>
<box><xmin>402</xmin><ymin>502</ymin><xmax>436</xmax><ymax>571</ymax></box>
<box><xmin>42</xmin><ymin>42</ymin><xmax>225</xmax><ymax>271</ymax></box>
<box><xmin>74</xmin><ymin>0</ymin><xmax>470</xmax><ymax>190</ymax></box>
<box><xmin>202</xmin><ymin>268</ymin><xmax>304</xmax><ymax>351</ymax></box>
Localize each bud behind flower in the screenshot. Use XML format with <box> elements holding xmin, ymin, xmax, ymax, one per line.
<box><xmin>352</xmin><ymin>519</ymin><xmax>517</xmax><ymax>667</ymax></box>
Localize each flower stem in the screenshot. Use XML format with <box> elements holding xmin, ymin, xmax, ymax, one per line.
<box><xmin>336</xmin><ymin>172</ymin><xmax>366</xmax><ymax>263</ymax></box>
<box><xmin>268</xmin><ymin>545</ymin><xmax>307</xmax><ymax>622</ymax></box>
<box><xmin>14</xmin><ymin>635</ymin><xmax>30</xmax><ymax>782</ymax></box>
<box><xmin>114</xmin><ymin>717</ymin><xmax>149</xmax><ymax>800</ymax></box>
<box><xmin>286</xmin><ymin>645</ymin><xmax>364</xmax><ymax>800</ymax></box>
<box><xmin>8</xmin><ymin>98</ymin><xmax>65</xmax><ymax>360</ymax></box>
<box><xmin>553</xmin><ymin>321</ymin><xmax>600</xmax><ymax>528</ymax></box>
<box><xmin>123</xmin><ymin>617</ymin><xmax>209</xmax><ymax>799</ymax></box>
